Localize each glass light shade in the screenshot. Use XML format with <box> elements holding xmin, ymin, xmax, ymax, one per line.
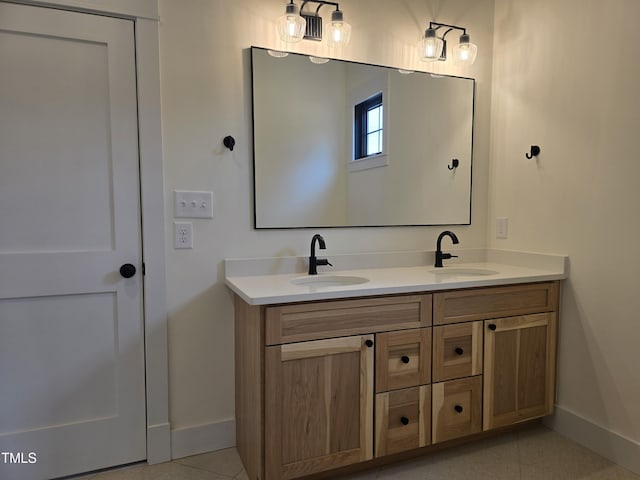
<box><xmin>277</xmin><ymin>3</ymin><xmax>306</xmax><ymax>43</ymax></box>
<box><xmin>327</xmin><ymin>10</ymin><xmax>351</xmax><ymax>47</ymax></box>
<box><xmin>309</xmin><ymin>56</ymin><xmax>330</xmax><ymax>64</ymax></box>
<box><xmin>453</xmin><ymin>33</ymin><xmax>478</xmax><ymax>65</ymax></box>
<box><xmin>268</xmin><ymin>50</ymin><xmax>289</xmax><ymax>58</ymax></box>
<box><xmin>419</xmin><ymin>28</ymin><xmax>443</xmax><ymax>62</ymax></box>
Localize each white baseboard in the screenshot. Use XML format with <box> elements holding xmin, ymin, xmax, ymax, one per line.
<box><xmin>170</xmin><ymin>419</ymin><xmax>236</xmax><ymax>460</ymax></box>
<box><xmin>147</xmin><ymin>422</ymin><xmax>172</xmax><ymax>464</ymax></box>
<box><xmin>544</xmin><ymin>406</ymin><xmax>640</xmax><ymax>475</ymax></box>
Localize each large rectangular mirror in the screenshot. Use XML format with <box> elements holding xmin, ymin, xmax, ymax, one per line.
<box><xmin>251</xmin><ymin>47</ymin><xmax>475</xmax><ymax>228</ymax></box>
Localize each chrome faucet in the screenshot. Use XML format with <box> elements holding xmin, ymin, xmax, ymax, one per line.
<box><xmin>308</xmin><ymin>234</ymin><xmax>332</xmax><ymax>275</ymax></box>
<box><xmin>434</xmin><ymin>230</ymin><xmax>459</xmax><ymax>267</ymax></box>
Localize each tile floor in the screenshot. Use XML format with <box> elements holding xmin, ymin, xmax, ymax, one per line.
<box><xmin>76</xmin><ymin>425</ymin><xmax>639</xmax><ymax>480</ymax></box>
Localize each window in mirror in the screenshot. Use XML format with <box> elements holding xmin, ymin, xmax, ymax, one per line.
<box><xmin>354</xmin><ymin>93</ymin><xmax>383</xmax><ymax>159</ymax></box>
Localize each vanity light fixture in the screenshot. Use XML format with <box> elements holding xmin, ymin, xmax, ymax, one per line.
<box><xmin>419</xmin><ymin>22</ymin><xmax>478</xmax><ymax>65</ymax></box>
<box><xmin>277</xmin><ymin>1</ymin><xmax>351</xmax><ymax>47</ymax></box>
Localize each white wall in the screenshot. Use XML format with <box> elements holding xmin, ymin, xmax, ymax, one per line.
<box><xmin>490</xmin><ymin>0</ymin><xmax>640</xmax><ymax>457</ymax></box>
<box><xmin>158</xmin><ymin>0</ymin><xmax>494</xmax><ymax>454</ymax></box>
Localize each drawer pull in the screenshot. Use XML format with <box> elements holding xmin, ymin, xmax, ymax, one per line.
<box><xmin>365</xmin><ymin>339</ymin><xmax>374</xmax><ymax>348</ymax></box>
<box><xmin>488</xmin><ymin>324</ymin><xmax>497</xmax><ymax>331</ymax></box>
<box><xmin>455</xmin><ymin>347</ymin><xmax>464</xmax><ymax>355</ymax></box>
<box><xmin>401</xmin><ymin>355</ymin><xmax>410</xmax><ymax>364</ymax></box>
<box><xmin>454</xmin><ymin>405</ymin><xmax>464</xmax><ymax>413</ymax></box>
<box><xmin>400</xmin><ymin>416</ymin><xmax>409</xmax><ymax>426</ymax></box>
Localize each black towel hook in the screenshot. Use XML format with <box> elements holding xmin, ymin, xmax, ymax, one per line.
<box><xmin>525</xmin><ymin>145</ymin><xmax>541</xmax><ymax>159</ymax></box>
<box><xmin>448</xmin><ymin>158</ymin><xmax>459</xmax><ymax>170</ymax></box>
<box><xmin>223</xmin><ymin>135</ymin><xmax>236</xmax><ymax>151</ymax></box>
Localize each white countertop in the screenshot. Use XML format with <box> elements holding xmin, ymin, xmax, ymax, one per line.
<box><xmin>225</xmin><ymin>249</ymin><xmax>568</xmax><ymax>306</ymax></box>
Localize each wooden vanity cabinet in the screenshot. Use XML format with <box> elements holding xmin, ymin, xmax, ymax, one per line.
<box><xmin>235</xmin><ymin>281</ymin><xmax>560</xmax><ymax>480</ymax></box>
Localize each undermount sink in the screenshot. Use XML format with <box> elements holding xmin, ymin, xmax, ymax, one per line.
<box><xmin>430</xmin><ymin>267</ymin><xmax>499</xmax><ymax>276</ymax></box>
<box><xmin>290</xmin><ymin>275</ymin><xmax>369</xmax><ymax>287</ymax></box>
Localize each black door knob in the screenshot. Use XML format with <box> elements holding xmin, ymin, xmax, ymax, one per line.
<box><xmin>120</xmin><ymin>263</ymin><xmax>136</xmax><ymax>279</ymax></box>
<box><xmin>401</xmin><ymin>355</ymin><xmax>410</xmax><ymax>364</ymax></box>
<box><xmin>365</xmin><ymin>339</ymin><xmax>374</xmax><ymax>348</ymax></box>
<box><xmin>400</xmin><ymin>416</ymin><xmax>409</xmax><ymax>425</ymax></box>
<box><xmin>488</xmin><ymin>324</ymin><xmax>497</xmax><ymax>331</ymax></box>
<box><xmin>454</xmin><ymin>405</ymin><xmax>464</xmax><ymax>413</ymax></box>
<box><xmin>455</xmin><ymin>347</ymin><xmax>464</xmax><ymax>355</ymax></box>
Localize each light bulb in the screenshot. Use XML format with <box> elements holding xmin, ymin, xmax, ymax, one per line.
<box><xmin>327</xmin><ymin>9</ymin><xmax>351</xmax><ymax>47</ymax></box>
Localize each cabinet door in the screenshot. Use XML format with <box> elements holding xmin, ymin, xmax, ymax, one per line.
<box><xmin>483</xmin><ymin>313</ymin><xmax>557</xmax><ymax>430</ymax></box>
<box><xmin>265</xmin><ymin>335</ymin><xmax>374</xmax><ymax>480</ymax></box>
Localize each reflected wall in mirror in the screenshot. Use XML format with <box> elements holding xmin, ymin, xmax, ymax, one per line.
<box><xmin>251</xmin><ymin>47</ymin><xmax>475</xmax><ymax>228</ymax></box>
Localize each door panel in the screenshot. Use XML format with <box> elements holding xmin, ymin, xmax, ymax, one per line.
<box><xmin>0</xmin><ymin>293</ymin><xmax>118</xmax><ymax>433</ymax></box>
<box><xmin>0</xmin><ymin>30</ymin><xmax>114</xmax><ymax>253</ymax></box>
<box><xmin>0</xmin><ymin>3</ymin><xmax>144</xmax><ymax>479</ymax></box>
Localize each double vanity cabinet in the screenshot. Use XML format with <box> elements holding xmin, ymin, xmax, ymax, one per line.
<box><xmin>234</xmin><ymin>279</ymin><xmax>559</xmax><ymax>480</ymax></box>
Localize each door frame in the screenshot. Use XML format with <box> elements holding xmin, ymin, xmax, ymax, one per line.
<box><xmin>3</xmin><ymin>0</ymin><xmax>171</xmax><ymax>464</ymax></box>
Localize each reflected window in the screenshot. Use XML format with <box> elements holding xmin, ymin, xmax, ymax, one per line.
<box><xmin>354</xmin><ymin>93</ymin><xmax>383</xmax><ymax>159</ymax></box>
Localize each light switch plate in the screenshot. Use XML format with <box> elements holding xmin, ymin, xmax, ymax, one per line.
<box><xmin>174</xmin><ymin>190</ymin><xmax>214</xmax><ymax>218</ymax></box>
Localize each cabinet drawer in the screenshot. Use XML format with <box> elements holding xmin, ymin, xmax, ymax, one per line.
<box><xmin>376</xmin><ymin>328</ymin><xmax>431</xmax><ymax>392</ymax></box>
<box><xmin>433</xmin><ymin>282</ymin><xmax>558</xmax><ymax>326</ymax></box>
<box><xmin>432</xmin><ymin>376</ymin><xmax>482</xmax><ymax>444</ymax></box>
<box><xmin>375</xmin><ymin>386</ymin><xmax>431</xmax><ymax>457</ymax></box>
<box><xmin>433</xmin><ymin>321</ymin><xmax>482</xmax><ymax>382</ymax></box>
<box><xmin>265</xmin><ymin>295</ymin><xmax>432</xmax><ymax>345</ymax></box>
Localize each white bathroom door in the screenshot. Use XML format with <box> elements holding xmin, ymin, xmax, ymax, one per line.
<box><xmin>0</xmin><ymin>3</ymin><xmax>146</xmax><ymax>479</ymax></box>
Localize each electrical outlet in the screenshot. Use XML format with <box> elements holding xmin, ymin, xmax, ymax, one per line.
<box><xmin>174</xmin><ymin>222</ymin><xmax>193</xmax><ymax>249</ymax></box>
<box><xmin>496</xmin><ymin>217</ymin><xmax>509</xmax><ymax>239</ymax></box>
